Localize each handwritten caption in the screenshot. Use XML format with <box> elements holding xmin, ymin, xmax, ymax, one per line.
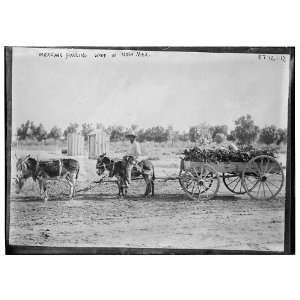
<box><xmin>258</xmin><ymin>54</ymin><xmax>287</xmax><ymax>63</ymax></box>
<box><xmin>38</xmin><ymin>50</ymin><xmax>150</xmax><ymax>60</ymax></box>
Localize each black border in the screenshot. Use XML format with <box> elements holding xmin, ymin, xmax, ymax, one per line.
<box><xmin>5</xmin><ymin>46</ymin><xmax>295</xmax><ymax>255</ymax></box>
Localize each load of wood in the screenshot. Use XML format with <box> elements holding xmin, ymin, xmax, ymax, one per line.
<box><xmin>183</xmin><ymin>146</ymin><xmax>276</xmax><ymax>163</ymax></box>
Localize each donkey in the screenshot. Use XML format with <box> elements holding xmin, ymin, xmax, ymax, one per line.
<box><xmin>96</xmin><ymin>154</ymin><xmax>135</xmax><ymax>197</ymax></box>
<box><xmin>129</xmin><ymin>159</ymin><xmax>155</xmax><ymax>197</ymax></box>
<box><xmin>96</xmin><ymin>154</ymin><xmax>155</xmax><ymax>197</ymax></box>
<box><xmin>15</xmin><ymin>154</ymin><xmax>80</xmax><ymax>201</ymax></box>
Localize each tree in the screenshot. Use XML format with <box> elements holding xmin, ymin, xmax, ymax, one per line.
<box><xmin>48</xmin><ymin>126</ymin><xmax>62</xmax><ymax>140</ymax></box>
<box><xmin>276</xmin><ymin>128</ymin><xmax>287</xmax><ymax>145</ymax></box>
<box><xmin>210</xmin><ymin>125</ymin><xmax>228</xmax><ymax>139</ymax></box>
<box><xmin>16</xmin><ymin>120</ymin><xmax>35</xmax><ymax>140</ymax></box>
<box><xmin>152</xmin><ymin>126</ymin><xmax>169</xmax><ymax>142</ymax></box>
<box><xmin>110</xmin><ymin>125</ymin><xmax>125</xmax><ymax>141</ymax></box>
<box><xmin>259</xmin><ymin>125</ymin><xmax>278</xmax><ymax>145</ymax></box>
<box><xmin>81</xmin><ymin>123</ymin><xmax>94</xmax><ymax>141</ymax></box>
<box><xmin>227</xmin><ymin>130</ymin><xmax>237</xmax><ymax>142</ymax></box>
<box><xmin>231</xmin><ymin>114</ymin><xmax>259</xmax><ymax>145</ymax></box>
<box><xmin>33</xmin><ymin>123</ymin><xmax>47</xmax><ymax>141</ymax></box>
<box><xmin>63</xmin><ymin>123</ymin><xmax>79</xmax><ymax>138</ymax></box>
<box><xmin>136</xmin><ymin>128</ymin><xmax>146</xmax><ymax>142</ymax></box>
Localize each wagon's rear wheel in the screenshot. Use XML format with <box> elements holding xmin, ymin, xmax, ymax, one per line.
<box><xmin>242</xmin><ymin>155</ymin><xmax>284</xmax><ymax>200</ymax></box>
<box><xmin>223</xmin><ymin>173</ymin><xmax>247</xmax><ymax>194</ymax></box>
<box><xmin>179</xmin><ymin>164</ymin><xmax>220</xmax><ymax>200</ymax></box>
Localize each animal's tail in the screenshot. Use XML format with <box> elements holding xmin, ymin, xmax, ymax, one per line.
<box><xmin>76</xmin><ymin>165</ymin><xmax>80</xmax><ymax>179</ymax></box>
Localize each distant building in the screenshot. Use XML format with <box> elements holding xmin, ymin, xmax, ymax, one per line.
<box><xmin>88</xmin><ymin>129</ymin><xmax>110</xmax><ymax>159</ymax></box>
<box><xmin>67</xmin><ymin>133</ymin><xmax>84</xmax><ymax>156</ymax></box>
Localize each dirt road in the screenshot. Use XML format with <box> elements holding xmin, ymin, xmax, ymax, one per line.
<box><xmin>9</xmin><ymin>179</ymin><xmax>285</xmax><ymax>251</ymax></box>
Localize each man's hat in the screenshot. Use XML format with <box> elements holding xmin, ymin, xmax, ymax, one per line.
<box><xmin>125</xmin><ymin>129</ymin><xmax>136</xmax><ymax>138</ymax></box>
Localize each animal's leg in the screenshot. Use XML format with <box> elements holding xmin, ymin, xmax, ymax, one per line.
<box><xmin>38</xmin><ymin>179</ymin><xmax>45</xmax><ymax>200</ymax></box>
<box><xmin>69</xmin><ymin>182</ymin><xmax>74</xmax><ymax>200</ymax></box>
<box><xmin>116</xmin><ymin>181</ymin><xmax>121</xmax><ymax>197</ymax></box>
<box><xmin>44</xmin><ymin>182</ymin><xmax>49</xmax><ymax>202</ymax></box>
<box><xmin>144</xmin><ymin>176</ymin><xmax>150</xmax><ymax>196</ymax></box>
<box><xmin>151</xmin><ymin>180</ymin><xmax>155</xmax><ymax>196</ymax></box>
<box><xmin>117</xmin><ymin>177</ymin><xmax>124</xmax><ymax>198</ymax></box>
<box><xmin>65</xmin><ymin>176</ymin><xmax>73</xmax><ymax>200</ymax></box>
<box><xmin>70</xmin><ymin>173</ymin><xmax>77</xmax><ymax>198</ymax></box>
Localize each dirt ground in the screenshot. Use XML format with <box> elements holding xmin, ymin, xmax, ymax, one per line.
<box><xmin>9</xmin><ymin>147</ymin><xmax>286</xmax><ymax>251</ymax></box>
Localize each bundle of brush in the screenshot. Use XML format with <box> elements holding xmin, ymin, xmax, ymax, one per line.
<box><xmin>183</xmin><ymin>146</ymin><xmax>277</xmax><ymax>163</ymax></box>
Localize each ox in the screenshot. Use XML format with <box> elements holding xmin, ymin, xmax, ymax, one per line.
<box><xmin>15</xmin><ymin>155</ymin><xmax>80</xmax><ymax>201</ymax></box>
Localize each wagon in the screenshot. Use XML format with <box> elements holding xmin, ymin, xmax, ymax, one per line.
<box><xmin>29</xmin><ymin>154</ymin><xmax>284</xmax><ymax>201</ymax></box>
<box><xmin>178</xmin><ymin>155</ymin><xmax>285</xmax><ymax>201</ymax></box>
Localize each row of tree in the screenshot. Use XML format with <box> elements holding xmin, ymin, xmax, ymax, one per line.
<box><xmin>16</xmin><ymin>115</ymin><xmax>288</xmax><ymax>145</ymax></box>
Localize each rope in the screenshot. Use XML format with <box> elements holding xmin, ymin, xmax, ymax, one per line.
<box><xmin>75</xmin><ymin>176</ymin><xmax>180</xmax><ymax>193</ymax></box>
<box><xmin>76</xmin><ymin>180</ymin><xmax>103</xmax><ymax>193</ymax></box>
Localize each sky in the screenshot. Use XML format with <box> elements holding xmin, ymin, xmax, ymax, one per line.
<box><xmin>12</xmin><ymin>47</ymin><xmax>290</xmax><ymax>134</ymax></box>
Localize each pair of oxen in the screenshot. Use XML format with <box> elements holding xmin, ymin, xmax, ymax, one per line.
<box><xmin>14</xmin><ymin>154</ymin><xmax>155</xmax><ymax>201</ymax></box>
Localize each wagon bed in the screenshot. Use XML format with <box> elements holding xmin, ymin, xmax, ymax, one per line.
<box><xmin>179</xmin><ymin>155</ymin><xmax>284</xmax><ymax>201</ymax></box>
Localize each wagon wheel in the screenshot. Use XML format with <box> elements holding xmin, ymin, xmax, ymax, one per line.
<box><xmin>179</xmin><ymin>168</ymin><xmax>212</xmax><ymax>195</ymax></box>
<box><xmin>242</xmin><ymin>155</ymin><xmax>284</xmax><ymax>200</ymax></box>
<box><xmin>223</xmin><ymin>173</ymin><xmax>247</xmax><ymax>194</ymax></box>
<box><xmin>179</xmin><ymin>164</ymin><xmax>220</xmax><ymax>200</ymax></box>
<box><xmin>45</xmin><ymin>180</ymin><xmax>70</xmax><ymax>199</ymax></box>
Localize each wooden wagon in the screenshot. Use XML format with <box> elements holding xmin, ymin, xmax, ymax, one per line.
<box><xmin>178</xmin><ymin>155</ymin><xmax>285</xmax><ymax>201</ymax></box>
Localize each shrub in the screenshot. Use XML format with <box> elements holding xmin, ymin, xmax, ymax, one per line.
<box><xmin>259</xmin><ymin>126</ymin><xmax>278</xmax><ymax>145</ymax></box>
<box><xmin>231</xmin><ymin>114</ymin><xmax>259</xmax><ymax>145</ymax></box>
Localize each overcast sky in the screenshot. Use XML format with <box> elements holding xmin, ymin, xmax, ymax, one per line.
<box><xmin>12</xmin><ymin>47</ymin><xmax>290</xmax><ymax>133</ymax></box>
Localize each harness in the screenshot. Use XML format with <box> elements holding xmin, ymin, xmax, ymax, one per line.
<box><xmin>32</xmin><ymin>159</ymin><xmax>63</xmax><ymax>180</ymax></box>
<box><xmin>109</xmin><ymin>160</ymin><xmax>115</xmax><ymax>177</ymax></box>
<box><xmin>33</xmin><ymin>160</ymin><xmax>40</xmax><ymax>181</ymax></box>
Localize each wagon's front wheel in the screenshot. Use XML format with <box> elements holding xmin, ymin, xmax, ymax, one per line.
<box><xmin>242</xmin><ymin>155</ymin><xmax>284</xmax><ymax>200</ymax></box>
<box><xmin>179</xmin><ymin>164</ymin><xmax>220</xmax><ymax>200</ymax></box>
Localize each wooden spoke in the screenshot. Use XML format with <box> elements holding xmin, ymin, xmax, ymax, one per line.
<box><xmin>179</xmin><ymin>164</ymin><xmax>220</xmax><ymax>201</ymax></box>
<box><xmin>242</xmin><ymin>155</ymin><xmax>284</xmax><ymax>200</ymax></box>
<box><xmin>223</xmin><ymin>173</ymin><xmax>247</xmax><ymax>195</ymax></box>
<box><xmin>264</xmin><ymin>182</ymin><xmax>275</xmax><ymax>198</ymax></box>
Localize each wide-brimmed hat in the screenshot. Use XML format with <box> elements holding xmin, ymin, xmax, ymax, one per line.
<box><xmin>125</xmin><ymin>129</ymin><xmax>136</xmax><ymax>138</ymax></box>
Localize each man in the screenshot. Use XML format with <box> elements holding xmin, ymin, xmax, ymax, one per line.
<box><xmin>125</xmin><ymin>129</ymin><xmax>144</xmax><ymax>179</ymax></box>
<box><xmin>126</xmin><ymin>129</ymin><xmax>142</xmax><ymax>159</ymax></box>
